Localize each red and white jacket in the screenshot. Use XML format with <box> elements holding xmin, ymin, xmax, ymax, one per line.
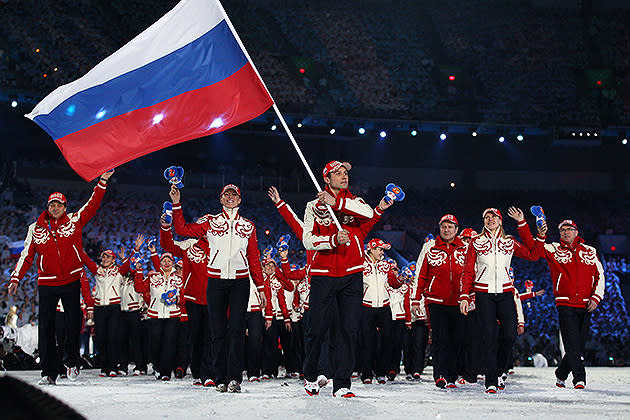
<box><xmin>172</xmin><ymin>205</ymin><xmax>264</xmax><ymax>291</ymax></box>
<box><xmin>388</xmin><ymin>282</ymin><xmax>415</xmax><ymax>327</ymax></box>
<box><xmin>264</xmin><ymin>268</ymin><xmax>293</xmax><ymax>323</ymax></box>
<box><xmin>280</xmin><ymin>259</ymin><xmax>311</xmax><ymax>316</ymax></box>
<box><xmin>303</xmin><ymin>187</ymin><xmax>381</xmax><ymax>277</ymax></box>
<box><xmin>82</xmin><ymin>253</ymin><xmax>132</xmax><ymax>307</ymax></box>
<box><xmin>11</xmin><ymin>179</ymin><xmax>108</xmax><ymax>287</ymax></box>
<box><xmin>413</xmin><ymin>236</ymin><xmax>467</xmax><ymax>306</ymax></box>
<box><xmin>247</xmin><ymin>276</ymin><xmax>272</xmax><ymax>313</ymax></box>
<box><xmin>362</xmin><ymin>256</ymin><xmax>400</xmax><ymax>307</ymax></box>
<box><xmin>537</xmin><ymin>237</ymin><xmax>605</xmax><ymax>308</ymax></box>
<box><xmin>460</xmin><ymin>221</ymin><xmax>539</xmax><ymax>300</ymax></box>
<box><xmin>160</xmin><ymin>223</ymin><xmax>209</xmax><ymax>306</ymax></box>
<box><xmin>513</xmin><ymin>290</ymin><xmax>525</xmax><ymax>327</ymax></box>
<box><xmin>120</xmin><ymin>270</ymin><xmax>144</xmax><ymax>312</ymax></box>
<box><xmin>134</xmin><ymin>268</ymin><xmax>183</xmax><ymax>319</ymax></box>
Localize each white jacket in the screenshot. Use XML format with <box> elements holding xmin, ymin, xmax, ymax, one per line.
<box><xmin>120</xmin><ymin>273</ymin><xmax>144</xmax><ymax>312</ymax></box>
<box><xmin>362</xmin><ymin>256</ymin><xmax>396</xmax><ymax>307</ymax></box>
<box><xmin>134</xmin><ymin>269</ymin><xmax>183</xmax><ymax>319</ymax></box>
<box><xmin>92</xmin><ymin>265</ymin><xmax>123</xmax><ymax>306</ymax></box>
<box><xmin>460</xmin><ymin>221</ymin><xmax>538</xmax><ymax>297</ymax></box>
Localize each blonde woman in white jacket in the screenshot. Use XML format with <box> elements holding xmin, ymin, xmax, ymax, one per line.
<box><xmin>459</xmin><ymin>207</ymin><xmax>540</xmax><ymax>393</ymax></box>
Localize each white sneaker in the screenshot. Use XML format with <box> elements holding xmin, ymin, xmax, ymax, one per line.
<box><xmin>333</xmin><ymin>387</ymin><xmax>355</xmax><ymax>398</ymax></box>
<box><xmin>117</xmin><ymin>370</ymin><xmax>128</xmax><ymax>376</ymax></box>
<box><xmin>38</xmin><ymin>376</ymin><xmax>56</xmax><ymax>385</ymax></box>
<box><xmin>555</xmin><ymin>378</ymin><xmax>566</xmax><ymax>388</ymax></box>
<box><xmin>316</xmin><ymin>374</ymin><xmax>329</xmax><ymax>388</ymax></box>
<box><xmin>376</xmin><ymin>376</ymin><xmax>387</xmax><ymax>384</ymax></box>
<box><xmin>304</xmin><ymin>380</ymin><xmax>320</xmax><ymax>396</ymax></box>
<box><xmin>67</xmin><ymin>366</ymin><xmax>80</xmax><ymax>381</ymax></box>
<box><xmin>574</xmin><ymin>381</ymin><xmax>585</xmax><ymax>389</ymax></box>
<box><xmin>498</xmin><ymin>377</ymin><xmax>505</xmax><ymax>390</ymax></box>
<box><xmin>227</xmin><ymin>380</ymin><xmax>241</xmax><ymax>393</ymax></box>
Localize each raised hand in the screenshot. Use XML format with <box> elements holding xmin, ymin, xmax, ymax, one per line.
<box><xmin>267</xmin><ymin>186</ymin><xmax>281</xmax><ymax>204</ymax></box>
<box><xmin>507</xmin><ymin>206</ymin><xmax>525</xmax><ymax>222</ymax></box>
<box><xmin>537</xmin><ymin>220</ymin><xmax>548</xmax><ymax>237</ymax></box>
<box><xmin>118</xmin><ymin>246</ymin><xmax>126</xmax><ymax>259</ymax></box>
<box><xmin>169</xmin><ymin>185</ymin><xmax>180</xmax><ymax>204</ymax></box>
<box><xmin>100</xmin><ymin>169</ymin><xmax>115</xmax><ymax>181</ymax></box>
<box><xmin>134</xmin><ymin>234</ymin><xmax>145</xmax><ymax>250</ymax></box>
<box><xmin>378</xmin><ymin>197</ymin><xmax>394</xmax><ymax>212</ymax></box>
<box><xmin>278</xmin><ymin>249</ymin><xmax>288</xmax><ymax>259</ymax></box>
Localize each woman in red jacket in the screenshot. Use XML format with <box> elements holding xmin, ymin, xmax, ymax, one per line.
<box><xmin>413</xmin><ymin>215</ymin><xmax>467</xmax><ymax>388</ymax></box>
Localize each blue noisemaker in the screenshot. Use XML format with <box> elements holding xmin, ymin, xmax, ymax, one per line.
<box><xmin>161</xmin><ymin>289</ymin><xmax>178</xmax><ymax>306</ymax></box>
<box><xmin>530</xmin><ymin>205</ymin><xmax>546</xmax><ymax>228</ymax></box>
<box><xmin>263</xmin><ymin>246</ymin><xmax>276</xmax><ymax>259</ymax></box>
<box><xmin>424</xmin><ymin>233</ymin><xmax>435</xmax><ymax>243</ymax></box>
<box><xmin>163</xmin><ymin>201</ymin><xmax>173</xmax><ymax>224</ymax></box>
<box><xmin>383</xmin><ymin>183</ymin><xmax>405</xmax><ymax>204</ymax></box>
<box><xmin>276</xmin><ymin>234</ymin><xmax>291</xmax><ymax>251</ymax></box>
<box><xmin>164</xmin><ymin>165</ymin><xmax>184</xmax><ymax>189</ymax></box>
<box><xmin>129</xmin><ymin>251</ymin><xmax>143</xmax><ymax>265</ymax></box>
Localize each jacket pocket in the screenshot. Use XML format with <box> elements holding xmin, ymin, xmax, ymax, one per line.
<box><xmin>209</xmin><ymin>250</ymin><xmax>220</xmax><ymax>265</ymax></box>
<box><xmin>40</xmin><ymin>255</ymin><xmax>44</xmax><ymax>271</ymax></box>
<box><xmin>239</xmin><ymin>250</ymin><xmax>248</xmax><ymax>267</ymax></box>
<box><xmin>427</xmin><ymin>276</ymin><xmax>436</xmax><ymax>292</ymax></box>
<box><xmin>556</xmin><ymin>273</ymin><xmax>562</xmax><ymax>292</ymax></box>
<box><xmin>475</xmin><ymin>267</ymin><xmax>486</xmax><ymax>282</ymax></box>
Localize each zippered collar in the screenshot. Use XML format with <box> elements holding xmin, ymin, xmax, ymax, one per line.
<box><xmin>434</xmin><ymin>235</ymin><xmax>466</xmax><ymax>250</ymax></box>
<box><xmin>324</xmin><ymin>185</ymin><xmax>356</xmax><ymax>199</ymax></box>
<box><xmin>560</xmin><ymin>236</ymin><xmax>584</xmax><ymax>250</ymax></box>
<box><xmin>222</xmin><ymin>207</ymin><xmax>240</xmax><ymax>221</ymax></box>
<box><xmin>36</xmin><ymin>210</ymin><xmax>70</xmax><ymax>230</ymax></box>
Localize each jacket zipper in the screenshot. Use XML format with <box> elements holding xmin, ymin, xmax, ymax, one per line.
<box><xmin>227</xmin><ymin>213</ymin><xmax>234</xmax><ymax>278</ymax></box>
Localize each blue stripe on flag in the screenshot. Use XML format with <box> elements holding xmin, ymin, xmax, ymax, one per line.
<box><xmin>34</xmin><ymin>20</ymin><xmax>247</xmax><ymax>140</ymax></box>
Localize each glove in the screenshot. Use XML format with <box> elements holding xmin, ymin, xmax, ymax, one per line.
<box><xmin>530</xmin><ymin>205</ymin><xmax>546</xmax><ymax>228</ymax></box>
<box><xmin>162</xmin><ymin>201</ymin><xmax>173</xmax><ymax>224</ymax></box>
<box><xmin>383</xmin><ymin>183</ymin><xmax>405</xmax><ymax>204</ymax></box>
<box><xmin>164</xmin><ymin>166</ymin><xmax>184</xmax><ymax>189</ymax></box>
<box><xmin>276</xmin><ymin>234</ymin><xmax>291</xmax><ymax>251</ymax></box>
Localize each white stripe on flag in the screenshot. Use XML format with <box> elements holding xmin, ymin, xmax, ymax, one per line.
<box><xmin>27</xmin><ymin>0</ymin><xmax>225</xmax><ymax>118</ymax></box>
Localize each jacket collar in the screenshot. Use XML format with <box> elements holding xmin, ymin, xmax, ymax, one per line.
<box><xmin>434</xmin><ymin>235</ymin><xmax>465</xmax><ymax>249</ymax></box>
<box><xmin>560</xmin><ymin>236</ymin><xmax>584</xmax><ymax>250</ymax></box>
<box><xmin>222</xmin><ymin>207</ymin><xmax>240</xmax><ymax>220</ymax></box>
<box><xmin>324</xmin><ymin>185</ymin><xmax>355</xmax><ymax>200</ymax></box>
<box><xmin>36</xmin><ymin>210</ymin><xmax>69</xmax><ymax>230</ymax></box>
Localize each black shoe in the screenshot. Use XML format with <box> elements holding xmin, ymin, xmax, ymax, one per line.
<box><xmin>175</xmin><ymin>367</ymin><xmax>185</xmax><ymax>379</ymax></box>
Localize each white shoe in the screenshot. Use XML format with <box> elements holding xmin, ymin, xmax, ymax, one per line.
<box><xmin>555</xmin><ymin>378</ymin><xmax>566</xmax><ymax>388</ymax></box>
<box><xmin>227</xmin><ymin>380</ymin><xmax>241</xmax><ymax>393</ymax></box>
<box><xmin>38</xmin><ymin>376</ymin><xmax>56</xmax><ymax>385</ymax></box>
<box><xmin>498</xmin><ymin>377</ymin><xmax>505</xmax><ymax>390</ymax></box>
<box><xmin>117</xmin><ymin>370</ymin><xmax>128</xmax><ymax>376</ymax></box>
<box><xmin>574</xmin><ymin>381</ymin><xmax>585</xmax><ymax>389</ymax></box>
<box><xmin>316</xmin><ymin>374</ymin><xmax>329</xmax><ymax>388</ymax></box>
<box><xmin>333</xmin><ymin>387</ymin><xmax>355</xmax><ymax>398</ymax></box>
<box><xmin>67</xmin><ymin>366</ymin><xmax>80</xmax><ymax>381</ymax></box>
<box><xmin>304</xmin><ymin>380</ymin><xmax>320</xmax><ymax>396</ymax></box>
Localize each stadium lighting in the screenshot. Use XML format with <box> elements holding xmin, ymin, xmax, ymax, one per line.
<box><xmin>448</xmin><ymin>75</ymin><xmax>455</xmax><ymax>81</ymax></box>
<box><xmin>152</xmin><ymin>113</ymin><xmax>164</xmax><ymax>125</ymax></box>
<box><xmin>10</xmin><ymin>100</ymin><xmax>18</xmax><ymax>108</ymax></box>
<box><xmin>516</xmin><ymin>134</ymin><xmax>524</xmax><ymax>141</ymax></box>
<box><xmin>209</xmin><ymin>117</ymin><xmax>223</xmax><ymax>129</ymax></box>
<box><xmin>450</xmin><ymin>182</ymin><xmax>455</xmax><ymax>188</ymax></box>
<box><xmin>594</xmin><ymin>132</ymin><xmax>598</xmax><ymax>137</ymax></box>
<box><xmin>499</xmin><ymin>136</ymin><xmax>505</xmax><ymax>143</ymax></box>
<box><xmin>471</xmin><ymin>131</ymin><xmax>477</xmax><ymax>137</ymax></box>
<box><xmin>410</xmin><ymin>130</ymin><xmax>417</xmax><ymax>137</ymax></box>
<box><xmin>379</xmin><ymin>131</ymin><xmax>387</xmax><ymax>139</ymax></box>
<box><xmin>622</xmin><ymin>139</ymin><xmax>628</xmax><ymax>145</ymax></box>
<box><xmin>330</xmin><ymin>128</ymin><xmax>336</xmax><ymax>135</ymax></box>
<box><xmin>297</xmin><ymin>122</ymin><xmax>302</xmax><ymax>128</ymax></box>
<box><xmin>358</xmin><ymin>127</ymin><xmax>366</xmax><ymax>135</ymax></box>
<box><xmin>270</xmin><ymin>124</ymin><xmax>277</xmax><ymax>131</ymax></box>
<box><xmin>440</xmin><ymin>133</ymin><xmax>447</xmax><ymax>141</ymax></box>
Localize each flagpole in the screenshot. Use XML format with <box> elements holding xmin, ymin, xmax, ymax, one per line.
<box><xmin>215</xmin><ymin>0</ymin><xmax>345</xmax><ymax>232</ymax></box>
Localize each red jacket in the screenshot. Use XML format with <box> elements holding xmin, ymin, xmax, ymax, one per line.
<box><xmin>537</xmin><ymin>237</ymin><xmax>605</xmax><ymax>308</ymax></box>
<box><xmin>274</xmin><ymin>199</ymin><xmax>316</xmax><ymax>267</ymax></box>
<box><xmin>160</xmin><ymin>223</ymin><xmax>209</xmax><ymax>306</ymax></box>
<box><xmin>264</xmin><ymin>270</ymin><xmax>291</xmax><ymax>322</ymax></box>
<box><xmin>303</xmin><ymin>187</ymin><xmax>382</xmax><ymax>278</ymax></box>
<box><xmin>10</xmin><ymin>179</ymin><xmax>108</xmax><ymax>287</ymax></box>
<box><xmin>414</xmin><ymin>236</ymin><xmax>467</xmax><ymax>306</ymax></box>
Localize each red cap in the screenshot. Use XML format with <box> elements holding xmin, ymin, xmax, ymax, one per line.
<box><xmin>459</xmin><ymin>228</ymin><xmax>478</xmax><ymax>239</ymax></box>
<box><xmin>482</xmin><ymin>208</ymin><xmax>502</xmax><ymax>221</ymax></box>
<box><xmin>439</xmin><ymin>214</ymin><xmax>458</xmax><ymax>226</ymax></box>
<box><xmin>175</xmin><ymin>260</ymin><xmax>183</xmax><ymax>269</ymax></box>
<box><xmin>558</xmin><ymin>220</ymin><xmax>578</xmax><ymax>230</ymax></box>
<box><xmin>160</xmin><ymin>252</ymin><xmax>174</xmax><ymax>261</ymax></box>
<box><xmin>100</xmin><ymin>249</ymin><xmax>116</xmax><ymax>259</ymax></box>
<box><xmin>47</xmin><ymin>192</ymin><xmax>67</xmax><ymax>206</ymax></box>
<box><xmin>367</xmin><ymin>238</ymin><xmax>391</xmax><ymax>250</ymax></box>
<box><xmin>322</xmin><ymin>161</ymin><xmax>352</xmax><ymax>178</ymax></box>
<box><xmin>220</xmin><ymin>184</ymin><xmax>241</xmax><ymax>197</ymax></box>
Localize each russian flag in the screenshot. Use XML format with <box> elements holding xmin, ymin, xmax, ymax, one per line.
<box><xmin>26</xmin><ymin>0</ymin><xmax>274</xmax><ymax>181</ymax></box>
<box><xmin>9</xmin><ymin>240</ymin><xmax>24</xmax><ymax>259</ymax></box>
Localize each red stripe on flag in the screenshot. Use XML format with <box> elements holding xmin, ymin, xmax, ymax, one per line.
<box><xmin>55</xmin><ymin>63</ymin><xmax>273</xmax><ymax>181</ymax></box>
